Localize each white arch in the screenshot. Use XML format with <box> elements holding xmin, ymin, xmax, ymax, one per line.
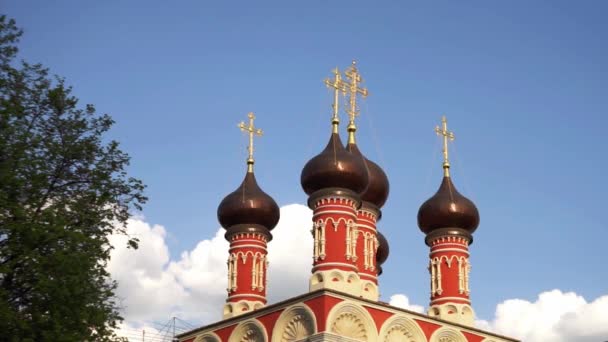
<box><xmin>311</xmin><ymin>272</ymin><xmax>324</xmax><ymax>286</ymax></box>
<box><xmin>378</xmin><ymin>315</ymin><xmax>426</xmax><ymax>342</ymax></box>
<box><xmin>361</xmin><ymin>280</ymin><xmax>378</xmax><ymax>300</ymax></box>
<box><xmin>329</xmin><ymin>270</ymin><xmax>345</xmax><ymax>282</ymax></box>
<box><xmin>193</xmin><ymin>332</ymin><xmax>221</xmax><ymax>342</ymax></box>
<box><xmin>270</xmin><ymin>303</ymin><xmax>317</xmax><ymax>342</ymax></box>
<box><xmin>429</xmin><ymin>326</ymin><xmax>467</xmax><ymax>342</ymax></box>
<box><xmin>324</xmin><ymin>216</ymin><xmax>350</xmax><ymax>231</ymax></box>
<box><xmin>223</xmin><ymin>302</ymin><xmax>234</xmax><ymax>317</ymax></box>
<box><xmin>326</xmin><ymin>302</ymin><xmax>378</xmax><ymax>341</ymax></box>
<box><xmin>235</xmin><ymin>250</ymin><xmax>256</xmax><ymax>263</ymax></box>
<box><xmin>438</xmin><ymin>255</ymin><xmax>454</xmax><ymax>268</ymax></box>
<box><xmin>229</xmin><ymin>318</ymin><xmax>268</xmax><ymax>342</ymax></box>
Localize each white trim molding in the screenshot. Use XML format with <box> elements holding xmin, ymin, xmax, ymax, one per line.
<box><xmin>428</xmin><ymin>303</ymin><xmax>475</xmax><ymax>327</ymax></box>
<box><xmin>309</xmin><ymin>269</ymin><xmax>361</xmax><ymax>297</ymax></box>
<box><xmin>223</xmin><ymin>301</ymin><xmax>266</xmax><ymax>320</ymax></box>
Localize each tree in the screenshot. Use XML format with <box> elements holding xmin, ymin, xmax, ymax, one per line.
<box><xmin>0</xmin><ymin>16</ymin><xmax>146</xmax><ymax>341</ymax></box>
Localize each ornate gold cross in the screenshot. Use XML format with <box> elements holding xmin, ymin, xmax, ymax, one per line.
<box><xmin>435</xmin><ymin>116</ymin><xmax>455</xmax><ymax>176</ymax></box>
<box><xmin>324</xmin><ymin>67</ymin><xmax>346</xmax><ymax>133</ymax></box>
<box><xmin>343</xmin><ymin>61</ymin><xmax>369</xmax><ymax>138</ymax></box>
<box><xmin>238</xmin><ymin>112</ymin><xmax>263</xmax><ymax>172</ymax></box>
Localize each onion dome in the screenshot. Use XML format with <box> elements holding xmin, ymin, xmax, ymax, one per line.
<box><xmin>417</xmin><ymin>175</ymin><xmax>479</xmax><ymax>235</ymax></box>
<box><xmin>301</xmin><ymin>132</ymin><xmax>368</xmax><ymax>196</ymax></box>
<box><xmin>376</xmin><ymin>231</ymin><xmax>389</xmax><ymax>275</ymax></box>
<box><xmin>217</xmin><ymin>170</ymin><xmax>280</xmax><ymax>230</ymax></box>
<box><xmin>346</xmin><ymin>142</ymin><xmax>389</xmax><ymax>208</ymax></box>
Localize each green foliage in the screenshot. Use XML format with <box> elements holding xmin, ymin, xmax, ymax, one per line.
<box><xmin>0</xmin><ymin>15</ymin><xmax>147</xmax><ymax>341</ymax></box>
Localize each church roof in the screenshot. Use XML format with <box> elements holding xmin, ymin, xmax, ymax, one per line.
<box><xmin>177</xmin><ymin>289</ymin><xmax>519</xmax><ymax>342</ymax></box>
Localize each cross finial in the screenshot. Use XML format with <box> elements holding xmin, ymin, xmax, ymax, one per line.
<box><xmin>324</xmin><ymin>67</ymin><xmax>346</xmax><ymax>134</ymax></box>
<box><xmin>343</xmin><ymin>60</ymin><xmax>369</xmax><ymax>144</ymax></box>
<box><xmin>435</xmin><ymin>115</ymin><xmax>455</xmax><ymax>177</ymax></box>
<box><xmin>238</xmin><ymin>112</ymin><xmax>263</xmax><ymax>173</ymax></box>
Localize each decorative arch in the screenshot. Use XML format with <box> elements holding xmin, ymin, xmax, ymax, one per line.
<box><xmin>326</xmin><ymin>302</ymin><xmax>377</xmax><ymax>341</ymax></box>
<box><xmin>438</xmin><ymin>255</ymin><xmax>454</xmax><ymax>268</ymax></box>
<box><xmin>271</xmin><ymin>303</ymin><xmax>317</xmax><ymax>342</ymax></box>
<box><xmin>236</xmin><ymin>301</ymin><xmax>252</xmax><ymax>313</ymax></box>
<box><xmin>311</xmin><ymin>272</ymin><xmax>324</xmax><ymax>286</ymax></box>
<box><xmin>347</xmin><ymin>273</ymin><xmax>359</xmax><ymax>283</ymax></box>
<box><xmin>329</xmin><ymin>270</ymin><xmax>345</xmax><ymax>282</ymax></box>
<box><xmin>444</xmin><ymin>304</ymin><xmax>458</xmax><ymax>315</ymax></box>
<box><xmin>235</xmin><ymin>250</ymin><xmax>256</xmax><ymax>263</ymax></box>
<box><xmin>324</xmin><ymin>217</ymin><xmax>349</xmax><ymax>231</ymax></box>
<box><xmin>378</xmin><ymin>315</ymin><xmax>426</xmax><ymax>342</ymax></box>
<box><xmin>229</xmin><ymin>319</ymin><xmax>268</xmax><ymax>342</ymax></box>
<box><xmin>223</xmin><ymin>303</ymin><xmax>234</xmax><ymax>317</ymax></box>
<box><xmin>429</xmin><ymin>327</ymin><xmax>467</xmax><ymax>342</ymax></box>
<box><xmin>193</xmin><ymin>332</ymin><xmax>221</xmax><ymax>342</ymax></box>
<box><xmin>361</xmin><ymin>281</ymin><xmax>378</xmax><ymax>300</ymax></box>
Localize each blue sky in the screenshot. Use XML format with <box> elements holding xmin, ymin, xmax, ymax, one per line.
<box><xmin>6</xmin><ymin>1</ymin><xmax>607</xmax><ymax>325</ymax></box>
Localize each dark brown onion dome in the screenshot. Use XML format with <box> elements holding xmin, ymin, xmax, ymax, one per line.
<box><xmin>301</xmin><ymin>132</ymin><xmax>368</xmax><ymax>196</ymax></box>
<box><xmin>346</xmin><ymin>142</ymin><xmax>389</xmax><ymax>208</ymax></box>
<box><xmin>376</xmin><ymin>231</ymin><xmax>389</xmax><ymax>275</ymax></box>
<box><xmin>217</xmin><ymin>171</ymin><xmax>280</xmax><ymax>230</ymax></box>
<box><xmin>417</xmin><ymin>175</ymin><xmax>479</xmax><ymax>235</ymax></box>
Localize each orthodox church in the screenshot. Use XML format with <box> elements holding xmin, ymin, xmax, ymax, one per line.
<box><xmin>177</xmin><ymin>62</ymin><xmax>517</xmax><ymax>342</ymax></box>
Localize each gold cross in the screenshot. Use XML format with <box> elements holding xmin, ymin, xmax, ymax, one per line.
<box><xmin>324</xmin><ymin>67</ymin><xmax>346</xmax><ymax>133</ymax></box>
<box><xmin>238</xmin><ymin>112</ymin><xmax>263</xmax><ymax>172</ymax></box>
<box><xmin>343</xmin><ymin>61</ymin><xmax>369</xmax><ymax>141</ymax></box>
<box><xmin>435</xmin><ymin>116</ymin><xmax>455</xmax><ymax>176</ymax></box>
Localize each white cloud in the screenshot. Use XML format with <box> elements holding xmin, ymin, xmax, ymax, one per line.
<box><xmin>108</xmin><ymin>218</ymin><xmax>189</xmax><ymax>323</ymax></box>
<box><xmin>266</xmin><ymin>204</ymin><xmax>313</xmax><ymax>303</ymax></box>
<box><xmin>479</xmin><ymin>289</ymin><xmax>608</xmax><ymax>342</ymax></box>
<box><xmin>108</xmin><ymin>203</ymin><xmax>313</xmax><ymax>335</ymax></box>
<box><xmin>386</xmin><ymin>289</ymin><xmax>608</xmax><ymax>342</ymax></box>
<box><xmin>115</xmin><ymin>322</ymin><xmax>167</xmax><ymax>342</ymax></box>
<box><xmin>388</xmin><ymin>294</ymin><xmax>425</xmax><ymax>313</ymax></box>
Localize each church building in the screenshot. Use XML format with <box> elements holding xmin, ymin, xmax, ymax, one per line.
<box><xmin>176</xmin><ymin>62</ymin><xmax>517</xmax><ymax>342</ymax></box>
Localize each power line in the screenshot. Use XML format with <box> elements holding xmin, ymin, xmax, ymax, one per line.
<box><xmin>175</xmin><ymin>317</ymin><xmax>197</xmax><ymax>329</ymax></box>
<box><xmin>116</xmin><ymin>316</ymin><xmax>198</xmax><ymax>341</ymax></box>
